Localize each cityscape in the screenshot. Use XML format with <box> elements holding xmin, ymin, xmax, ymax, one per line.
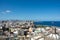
<box><xmin>0</xmin><ymin>20</ymin><xmax>60</xmax><ymax>40</ymax></box>
<box><xmin>0</xmin><ymin>0</ymin><xmax>60</xmax><ymax>40</ymax></box>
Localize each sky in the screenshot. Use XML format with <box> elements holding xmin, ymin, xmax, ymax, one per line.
<box><xmin>0</xmin><ymin>0</ymin><xmax>60</xmax><ymax>21</ymax></box>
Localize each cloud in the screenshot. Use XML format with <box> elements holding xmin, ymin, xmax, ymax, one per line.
<box><xmin>1</xmin><ymin>10</ymin><xmax>11</xmax><ymax>14</ymax></box>
<box><xmin>5</xmin><ymin>10</ymin><xmax>11</xmax><ymax>13</ymax></box>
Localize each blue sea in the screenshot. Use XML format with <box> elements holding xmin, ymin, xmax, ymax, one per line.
<box><xmin>34</xmin><ymin>21</ymin><xmax>60</xmax><ymax>27</ymax></box>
